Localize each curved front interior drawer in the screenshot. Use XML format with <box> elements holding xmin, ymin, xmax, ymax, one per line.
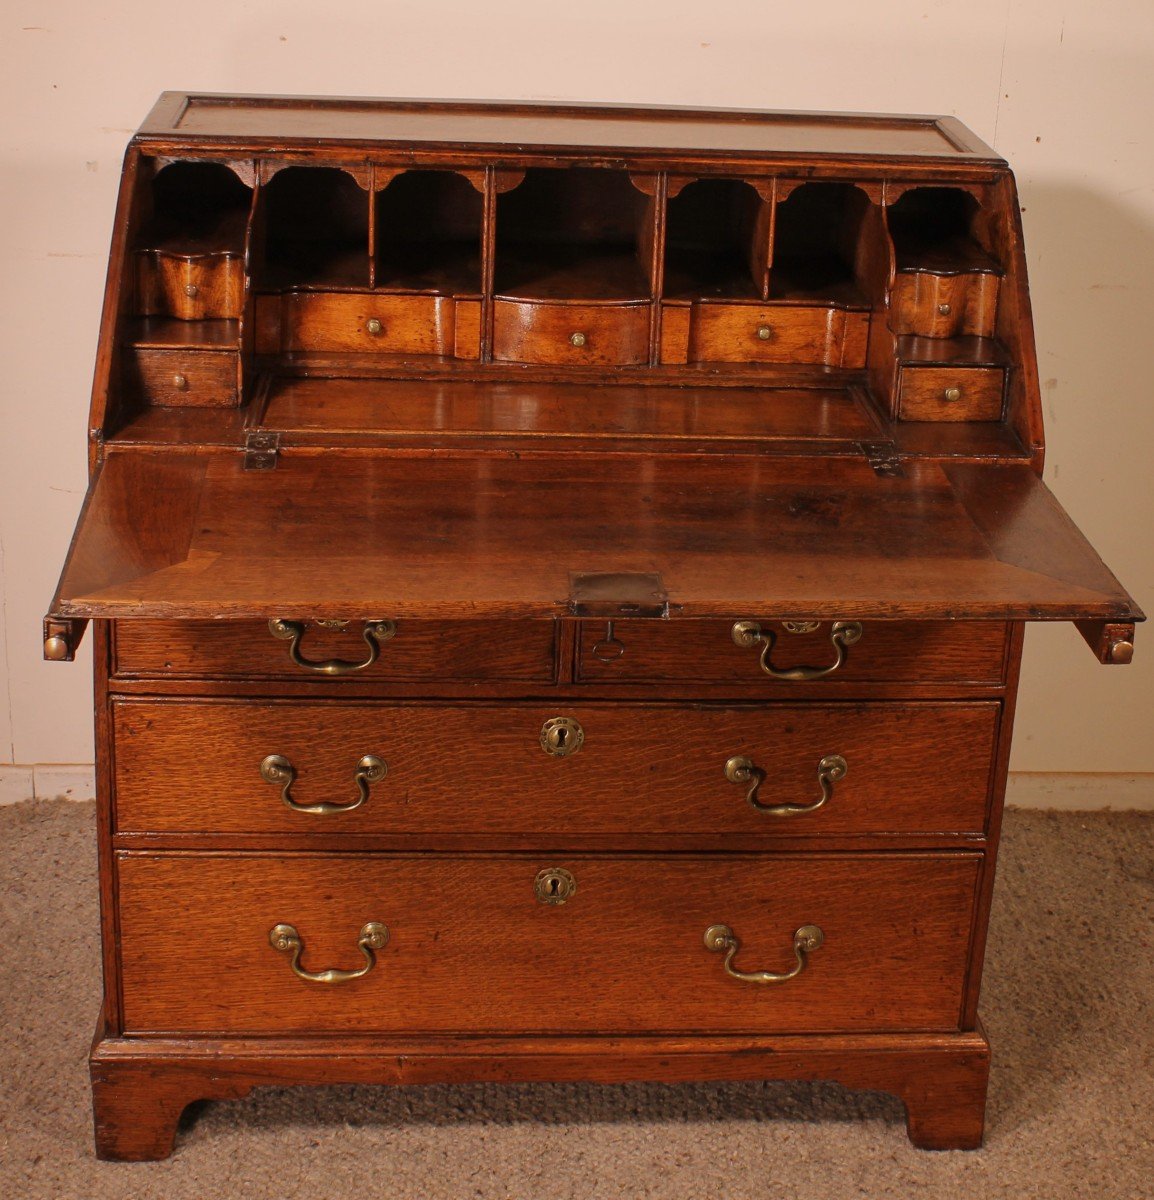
<box><xmin>492</xmin><ymin>299</ymin><xmax>650</xmax><ymax>365</ymax></box>
<box><xmin>116</xmin><ymin>852</ymin><xmax>979</xmax><ymax>1035</ymax></box>
<box><xmin>112</xmin><ymin>699</ymin><xmax>998</xmax><ymax>836</ymax></box>
<box><xmin>112</xmin><ymin>618</ymin><xmax>558</xmax><ymax>682</ymax></box>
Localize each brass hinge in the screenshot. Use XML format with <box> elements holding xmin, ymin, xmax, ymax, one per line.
<box><xmin>860</xmin><ymin>440</ymin><xmax>904</xmax><ymax>478</ymax></box>
<box><xmin>244</xmin><ymin>430</ymin><xmax>280</xmax><ymax>470</ymax></box>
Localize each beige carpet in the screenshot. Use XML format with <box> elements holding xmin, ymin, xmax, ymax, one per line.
<box><xmin>1</xmin><ymin>800</ymin><xmax>1151</xmax><ymax>1199</ymax></box>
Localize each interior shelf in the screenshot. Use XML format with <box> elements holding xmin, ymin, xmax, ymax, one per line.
<box><xmin>259</xmin><ymin>167</ymin><xmax>370</xmax><ymax>290</ymax></box>
<box><xmin>770</xmin><ymin>183</ymin><xmax>872</xmax><ymax>305</ymax></box>
<box><xmin>888</xmin><ymin>187</ymin><xmax>1002</xmax><ymax>275</ymax></box>
<box><xmin>126</xmin><ymin>317</ymin><xmax>241</xmax><ymax>350</ymax></box>
<box><xmin>374</xmin><ymin>170</ymin><xmax>483</xmax><ymax>294</ymax></box>
<box><xmin>135</xmin><ymin>161</ymin><xmax>251</xmax><ymax>256</ymax></box>
<box><xmin>495</xmin><ymin>168</ymin><xmax>653</xmax><ymax>301</ymax></box>
<box><xmin>663</xmin><ymin>179</ymin><xmax>769</xmax><ymax>301</ymax></box>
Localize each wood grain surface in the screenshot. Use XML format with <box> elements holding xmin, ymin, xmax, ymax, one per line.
<box><xmin>115</xmin><ymin>851</ymin><xmax>980</xmax><ymax>1035</ymax></box>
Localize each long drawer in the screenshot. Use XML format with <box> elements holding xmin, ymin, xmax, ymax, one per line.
<box><xmin>116</xmin><ymin>852</ymin><xmax>979</xmax><ymax>1035</ymax></box>
<box><xmin>112</xmin><ymin>699</ymin><xmax>999</xmax><ymax>836</ymax></box>
<box><xmin>112</xmin><ymin>618</ymin><xmax>558</xmax><ymax>682</ymax></box>
<box><xmin>576</xmin><ymin>619</ymin><xmax>1009</xmax><ymax>686</ymax></box>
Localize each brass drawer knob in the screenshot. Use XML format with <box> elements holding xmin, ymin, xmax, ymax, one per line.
<box><xmin>535</xmin><ymin>867</ymin><xmax>577</xmax><ymax>905</ymax></box>
<box><xmin>731</xmin><ymin>620</ymin><xmax>863</xmax><ymax>681</ymax></box>
<box><xmin>269</xmin><ymin>921</ymin><xmax>389</xmax><ymax>984</ymax></box>
<box><xmin>756</xmin><ymin>324</ymin><xmax>773</xmax><ymax>340</ymax></box>
<box><xmin>937</xmin><ymin>302</ymin><xmax>952</xmax><ymax>316</ymax></box>
<box><xmin>569</xmin><ymin>331</ymin><xmax>587</xmax><ymax>347</ymax></box>
<box><xmin>366</xmin><ymin>317</ymin><xmax>383</xmax><ymax>335</ymax></box>
<box><xmin>725</xmin><ymin>752</ymin><xmax>848</xmax><ymax>814</ymax></box>
<box><xmin>268</xmin><ymin>618</ymin><xmax>396</xmax><ymax>675</ymax></box>
<box><xmin>704</xmin><ymin>922</ymin><xmax>824</xmax><ymax>985</ymax></box>
<box><xmin>184</xmin><ymin>283</ymin><xmax>199</xmax><ymax>298</ymax></box>
<box><xmin>944</xmin><ymin>386</ymin><xmax>963</xmax><ymax>403</ymax></box>
<box><xmin>540</xmin><ymin>716</ymin><xmax>584</xmax><ymax>757</ymax></box>
<box><xmin>260</xmin><ymin>752</ymin><xmax>387</xmax><ymax>814</ymax></box>
<box><xmin>172</xmin><ymin>374</ymin><xmax>189</xmax><ymax>391</ymax></box>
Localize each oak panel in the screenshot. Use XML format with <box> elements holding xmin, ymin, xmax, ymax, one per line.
<box><xmin>113</xmin><ymin>618</ymin><xmax>557</xmax><ymax>682</ymax></box>
<box><xmin>117</xmin><ymin>851</ymin><xmax>980</xmax><ymax>1034</ymax></box>
<box><xmin>112</xmin><ymin>699</ymin><xmax>999</xmax><ymax>836</ymax></box>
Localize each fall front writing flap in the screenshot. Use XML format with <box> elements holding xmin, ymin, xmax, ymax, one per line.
<box><xmin>47</xmin><ymin>447</ymin><xmax>1141</xmax><ymax>629</ymax></box>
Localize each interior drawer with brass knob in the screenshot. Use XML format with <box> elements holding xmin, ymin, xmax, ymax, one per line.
<box><xmin>576</xmin><ymin>619</ymin><xmax>1010</xmax><ymax>688</ymax></box>
<box><xmin>897</xmin><ymin>365</ymin><xmax>1006</xmax><ymax>422</ymax></box>
<box><xmin>115</xmin><ymin>850</ymin><xmax>980</xmax><ymax>1035</ymax></box>
<box><xmin>135</xmin><ymin>248</ymin><xmax>245</xmax><ymax>321</ymax></box>
<box><xmin>891</xmin><ymin>271</ymin><xmax>1000</xmax><ymax>340</ymax></box>
<box><xmin>661</xmin><ymin>301</ymin><xmax>869</xmax><ymax>367</ymax></box>
<box><xmin>254</xmin><ymin>292</ymin><xmax>481</xmax><ymax>358</ymax></box>
<box><xmin>111</xmin><ymin>618</ymin><xmax>557</xmax><ymax>682</ymax></box>
<box><xmin>111</xmin><ymin>698</ymin><xmax>998</xmax><ymax>837</ymax></box>
<box><xmin>130</xmin><ymin>348</ymin><xmax>238</xmax><ymax>407</ymax></box>
<box><xmin>491</xmin><ymin>299</ymin><xmax>650</xmax><ymax>366</ymax></box>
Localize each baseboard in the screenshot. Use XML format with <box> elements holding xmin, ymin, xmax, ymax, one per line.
<box><xmin>1006</xmin><ymin>773</ymin><xmax>1154</xmax><ymax>811</ymax></box>
<box><xmin>0</xmin><ymin>765</ymin><xmax>97</xmax><ymax>805</ymax></box>
<box><xmin>2</xmin><ymin>765</ymin><xmax>1153</xmax><ymax>810</ymax></box>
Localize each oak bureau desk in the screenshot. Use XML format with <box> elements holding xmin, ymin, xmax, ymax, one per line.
<box><xmin>45</xmin><ymin>94</ymin><xmax>1140</xmax><ymax>1161</ymax></box>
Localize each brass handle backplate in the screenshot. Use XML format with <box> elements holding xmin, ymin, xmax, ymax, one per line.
<box><xmin>269</xmin><ymin>922</ymin><xmax>389</xmax><ymax>984</ymax></box>
<box><xmin>268</xmin><ymin>618</ymin><xmax>396</xmax><ymax>675</ymax></box>
<box><xmin>724</xmin><ymin>752</ymin><xmax>848</xmax><ymax>815</ymax></box>
<box><xmin>260</xmin><ymin>753</ymin><xmax>387</xmax><ymax>814</ymax></box>
<box><xmin>704</xmin><ymin>922</ymin><xmax>824</xmax><ymax>984</ymax></box>
<box><xmin>731</xmin><ymin>619</ymin><xmax>863</xmax><ymax>680</ymax></box>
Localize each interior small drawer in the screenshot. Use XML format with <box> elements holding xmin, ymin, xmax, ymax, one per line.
<box><xmin>135</xmin><ymin>249</ymin><xmax>245</xmax><ymax>321</ymax></box>
<box><xmin>891</xmin><ymin>271</ymin><xmax>999</xmax><ymax>339</ymax></box>
<box><xmin>112</xmin><ymin>699</ymin><xmax>998</xmax><ymax>837</ymax></box>
<box><xmin>112</xmin><ymin>618</ymin><xmax>557</xmax><ymax>682</ymax></box>
<box><xmin>576</xmin><ymin>619</ymin><xmax>1009</xmax><ymax>687</ymax></box>
<box><xmin>492</xmin><ymin>299</ymin><xmax>650</xmax><ymax>365</ymax></box>
<box><xmin>665</xmin><ymin>301</ymin><xmax>869</xmax><ymax>368</ymax></box>
<box><xmin>116</xmin><ymin>851</ymin><xmax>978</xmax><ymax>1035</ymax></box>
<box><xmin>898</xmin><ymin>366</ymin><xmax>1006</xmax><ymax>422</ymax></box>
<box><xmin>255</xmin><ymin>292</ymin><xmax>480</xmax><ymax>357</ymax></box>
<box><xmin>130</xmin><ymin>348</ymin><xmax>237</xmax><ymax>407</ymax></box>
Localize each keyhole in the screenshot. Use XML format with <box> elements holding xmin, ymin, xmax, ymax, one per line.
<box><xmin>549</xmin><ymin>876</ymin><xmax>561</xmax><ymax>896</ymax></box>
<box><xmin>554</xmin><ymin>727</ymin><xmax>568</xmax><ymax>749</ymax></box>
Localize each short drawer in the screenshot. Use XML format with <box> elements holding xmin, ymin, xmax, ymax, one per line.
<box><xmin>135</xmin><ymin>249</ymin><xmax>245</xmax><ymax>321</ymax></box>
<box><xmin>666</xmin><ymin>302</ymin><xmax>869</xmax><ymax>368</ymax></box>
<box><xmin>492</xmin><ymin>299</ymin><xmax>650</xmax><ymax>366</ymax></box>
<box><xmin>116</xmin><ymin>851</ymin><xmax>979</xmax><ymax>1034</ymax></box>
<box><xmin>897</xmin><ymin>366</ymin><xmax>1005</xmax><ymax>422</ymax></box>
<box><xmin>255</xmin><ymin>292</ymin><xmax>480</xmax><ymax>357</ymax></box>
<box><xmin>112</xmin><ymin>618</ymin><xmax>557</xmax><ymax>682</ymax></box>
<box><xmin>576</xmin><ymin>619</ymin><xmax>1009</xmax><ymax>687</ymax></box>
<box><xmin>130</xmin><ymin>348</ymin><xmax>238</xmax><ymax>407</ymax></box>
<box><xmin>891</xmin><ymin>271</ymin><xmax>999</xmax><ymax>340</ymax></box>
<box><xmin>112</xmin><ymin>699</ymin><xmax>999</xmax><ymax>837</ymax></box>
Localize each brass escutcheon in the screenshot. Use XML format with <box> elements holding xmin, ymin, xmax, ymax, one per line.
<box><xmin>535</xmin><ymin>867</ymin><xmax>577</xmax><ymax>905</ymax></box>
<box><xmin>540</xmin><ymin>716</ymin><xmax>584</xmax><ymax>757</ymax></box>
